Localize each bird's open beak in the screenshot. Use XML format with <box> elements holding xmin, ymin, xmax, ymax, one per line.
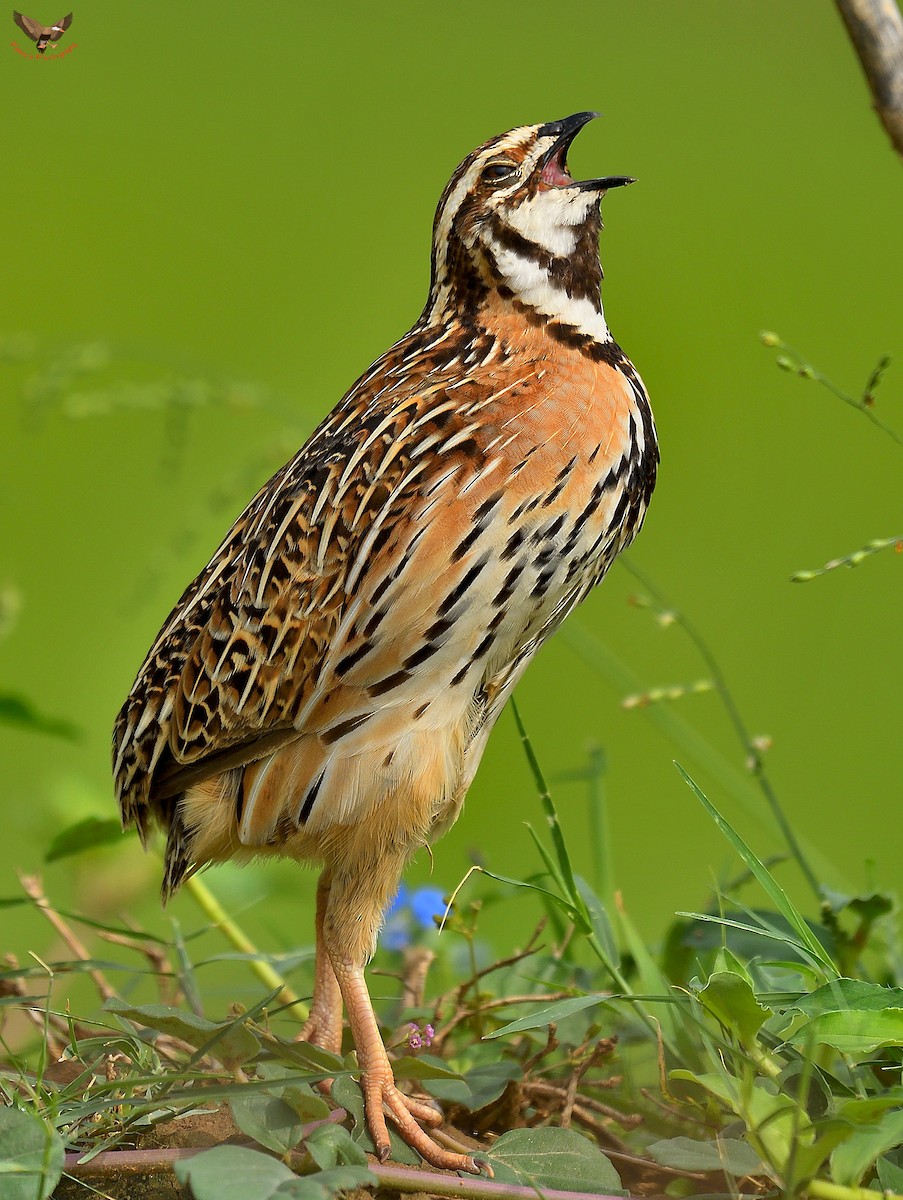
<box><xmin>538</xmin><ymin>111</ymin><xmax>636</xmax><ymax>192</ymax></box>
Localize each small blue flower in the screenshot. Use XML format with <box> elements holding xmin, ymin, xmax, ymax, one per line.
<box><xmin>410</xmin><ymin>886</ymin><xmax>446</xmax><ymax>930</ymax></box>
<box><xmin>380</xmin><ymin>883</ymin><xmax>447</xmax><ymax>950</ymax></box>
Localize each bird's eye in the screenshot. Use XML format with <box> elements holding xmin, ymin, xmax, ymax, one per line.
<box><xmin>483</xmin><ymin>161</ymin><xmax>518</xmax><ymax>183</ymax></box>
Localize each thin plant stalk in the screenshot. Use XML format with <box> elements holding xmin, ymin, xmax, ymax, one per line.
<box><xmin>619</xmin><ymin>559</ymin><xmax>820</xmax><ymax>899</ymax></box>
<box><xmin>183</xmin><ymin>875</ymin><xmax>309</xmax><ymax>1022</ymax></box>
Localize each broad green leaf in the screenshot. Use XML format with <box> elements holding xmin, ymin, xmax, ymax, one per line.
<box><xmin>418</xmin><ymin>1074</ymin><xmax>471</xmax><ymax>1107</ymax></box>
<box><xmin>280</xmin><ymin>1083</ymin><xmax>330</xmax><ymax>1123</ymax></box>
<box><xmin>304</xmin><ymin>1122</ymin><xmax>369</xmax><ymax>1169</ymax></box>
<box><xmin>831</xmin><ymin>1109</ymin><xmax>903</xmax><ymax>1187</ymax></box>
<box><xmin>877</xmin><ymin>1154</ymin><xmax>903</xmax><ymax>1194</ymax></box>
<box><xmin>104</xmin><ymin>999</ymin><xmax>259</xmax><ymax>1067</ymax></box>
<box><xmin>713</xmin><ymin>946</ymin><xmax>753</xmax><ymax>984</ymax></box>
<box><xmin>45</xmin><ymin>816</ymin><xmax>125</xmax><ymax>862</ymax></box>
<box><xmin>836</xmin><ymin>1090</ymin><xmax>903</xmax><ymax>1124</ymax></box>
<box><xmin>789</xmin><ymin>978</ymin><xmax>903</xmax><ymax>1016</ymax></box>
<box><xmin>229</xmin><ymin>1091</ymin><xmax>305</xmax><ymax>1154</ymax></box>
<box><xmin>822</xmin><ymin>887</ymin><xmax>893</xmax><ymax>923</ymax></box>
<box><xmin>421</xmin><ymin>1060</ymin><xmax>520</xmax><ymax>1111</ymax></box>
<box><xmin>647</xmin><ymin>1135</ymin><xmax>762</xmax><ymax>1177</ymax></box>
<box><xmin>388</xmin><ymin>1054</ymin><xmax>463</xmax><ymax>1081</ymax></box>
<box><xmin>299</xmin><ymin>1166</ymin><xmax>377</xmax><ymax>1194</ymax></box>
<box><xmin>698</xmin><ymin>971</ymin><xmax>770</xmax><ymax>1045</ymax></box>
<box><xmin>465</xmin><ymin>1061</ymin><xmax>521</xmax><ymax>1109</ymax></box>
<box><xmin>675</xmin><ymin>764</ymin><xmax>837</xmax><ymax>977</ymax></box>
<box><xmin>267</xmin><ymin>1037</ymin><xmax>346</xmax><ymax>1076</ymax></box>
<box><xmin>0</xmin><ymin>1107</ymin><xmax>65</xmax><ymax>1200</ymax></box>
<box><xmin>174</xmin><ymin>1145</ymin><xmax>297</xmax><ymax>1199</ymax></box>
<box><xmin>670</xmin><ymin>1070</ymin><xmax>810</xmax><ymax>1168</ymax></box>
<box><xmin>791</xmin><ymin>1008</ymin><xmax>903</xmax><ymax>1054</ymax></box>
<box><xmin>488</xmin><ymin>1126</ymin><xmax>622</xmax><ymax>1194</ymax></box>
<box><xmin>0</xmin><ymin>693</ymin><xmax>80</xmax><ymax>740</ymax></box>
<box><xmin>485</xmin><ymin>994</ymin><xmax>610</xmax><ymax>1039</ymax></box>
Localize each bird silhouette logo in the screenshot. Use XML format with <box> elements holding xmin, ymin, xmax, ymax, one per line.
<box><xmin>12</xmin><ymin>10</ymin><xmax>72</xmax><ymax>53</ymax></box>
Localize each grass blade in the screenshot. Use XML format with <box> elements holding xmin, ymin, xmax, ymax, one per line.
<box><xmin>674</xmin><ymin>763</ymin><xmax>837</xmax><ymax>979</ymax></box>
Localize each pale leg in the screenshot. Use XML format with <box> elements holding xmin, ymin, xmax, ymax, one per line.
<box><xmin>323</xmin><ymin>856</ymin><xmax>484</xmax><ymax>1174</ymax></box>
<box><xmin>298</xmin><ymin>871</ymin><xmax>343</xmax><ymax>1055</ymax></box>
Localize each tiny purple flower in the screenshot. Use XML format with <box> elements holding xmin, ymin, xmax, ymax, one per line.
<box><xmin>408</xmin><ymin>1021</ymin><xmax>434</xmax><ymax>1051</ymax></box>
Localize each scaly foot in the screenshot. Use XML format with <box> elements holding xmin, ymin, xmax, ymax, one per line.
<box><xmin>361</xmin><ymin>1069</ymin><xmax>490</xmax><ymax>1174</ymax></box>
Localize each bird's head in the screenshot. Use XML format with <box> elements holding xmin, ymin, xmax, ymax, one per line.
<box><xmin>423</xmin><ymin>112</ymin><xmax>634</xmax><ymax>342</ymax></box>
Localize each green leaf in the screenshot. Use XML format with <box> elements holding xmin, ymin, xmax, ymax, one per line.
<box><xmin>229</xmin><ymin>1091</ymin><xmax>305</xmax><ymax>1154</ymax></box>
<box><xmin>487</xmin><ymin>1126</ymin><xmax>622</xmax><ymax>1194</ymax></box>
<box><xmin>697</xmin><ymin>971</ymin><xmax>770</xmax><ymax>1045</ymax></box>
<box><xmin>304</xmin><ymin>1122</ymin><xmax>369</xmax><ymax>1169</ymax></box>
<box><xmin>0</xmin><ymin>1107</ymin><xmax>65</xmax><ymax>1200</ymax></box>
<box><xmin>647</xmin><ymin>1135</ymin><xmax>762</xmax><ymax>1177</ymax></box>
<box><xmin>792</xmin><ymin>1008</ymin><xmax>903</xmax><ymax>1055</ymax></box>
<box><xmin>44</xmin><ymin>816</ymin><xmax>125</xmax><ymax>862</ymax></box>
<box><xmin>575</xmin><ymin>876</ymin><xmax>620</xmax><ymax>967</ymax></box>
<box><xmin>387</xmin><ymin>1054</ymin><xmax>463</xmax><ymax>1081</ymax></box>
<box><xmin>831</xmin><ymin>1109</ymin><xmax>903</xmax><ymax>1187</ymax></box>
<box><xmin>279</xmin><ymin>1083</ymin><xmax>331</xmax><ymax>1123</ymax></box>
<box><xmin>298</xmin><ymin>1166</ymin><xmax>377</xmax><ymax>1195</ymax></box>
<box><xmin>104</xmin><ymin>999</ymin><xmax>259</xmax><ymax>1068</ymax></box>
<box><xmin>174</xmin><ymin>1146</ymin><xmax>297</xmax><ymax>1199</ymax></box>
<box><xmin>465</xmin><ymin>1061</ymin><xmax>522</xmax><ymax>1109</ymax></box>
<box><xmin>877</xmin><ymin>1153</ymin><xmax>903</xmax><ymax>1194</ymax></box>
<box><xmin>485</xmin><ymin>994</ymin><xmax>609</xmax><ymax>1039</ymax></box>
<box><xmin>423</xmin><ymin>1061</ymin><xmax>520</xmax><ymax>1111</ymax></box>
<box><xmin>789</xmin><ymin>978</ymin><xmax>903</xmax><ymax>1015</ymax></box>
<box><xmin>267</xmin><ymin>1038</ymin><xmax>347</xmax><ymax>1076</ymax></box>
<box><xmin>669</xmin><ymin>1070</ymin><xmax>809</xmax><ymax>1168</ymax></box>
<box><xmin>675</xmin><ymin>764</ymin><xmax>837</xmax><ymax>977</ymax></box>
<box><xmin>822</xmin><ymin>887</ymin><xmax>894</xmax><ymax>923</ymax></box>
<box><xmin>0</xmin><ymin>693</ymin><xmax>80</xmax><ymax>740</ymax></box>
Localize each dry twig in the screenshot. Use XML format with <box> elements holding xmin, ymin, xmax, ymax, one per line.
<box><xmin>835</xmin><ymin>0</ymin><xmax>903</xmax><ymax>158</ymax></box>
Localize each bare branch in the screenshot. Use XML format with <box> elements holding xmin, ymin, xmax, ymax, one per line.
<box><xmin>835</xmin><ymin>0</ymin><xmax>903</xmax><ymax>159</ymax></box>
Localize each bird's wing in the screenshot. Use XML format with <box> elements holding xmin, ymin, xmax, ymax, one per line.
<box><xmin>52</xmin><ymin>12</ymin><xmax>72</xmax><ymax>34</ymax></box>
<box><xmin>113</xmin><ymin>364</ymin><xmax>493</xmax><ymax>836</ymax></box>
<box><xmin>13</xmin><ymin>12</ymin><xmax>44</xmax><ymax>41</ymax></box>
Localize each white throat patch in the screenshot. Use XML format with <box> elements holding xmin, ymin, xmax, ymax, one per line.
<box><xmin>491</xmin><ymin>243</ymin><xmax>611</xmax><ymax>342</ymax></box>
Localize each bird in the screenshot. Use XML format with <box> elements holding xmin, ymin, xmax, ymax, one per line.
<box><xmin>113</xmin><ymin>111</ymin><xmax>658</xmax><ymax>1173</ymax></box>
<box><xmin>12</xmin><ymin>10</ymin><xmax>72</xmax><ymax>52</ymax></box>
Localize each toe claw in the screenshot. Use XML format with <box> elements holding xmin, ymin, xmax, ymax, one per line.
<box><xmin>377</xmin><ymin>1143</ymin><xmax>391</xmax><ymax>1164</ymax></box>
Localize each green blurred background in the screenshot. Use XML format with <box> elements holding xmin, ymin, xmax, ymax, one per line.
<box><xmin>2</xmin><ymin>2</ymin><xmax>901</xmax><ymax>983</ymax></box>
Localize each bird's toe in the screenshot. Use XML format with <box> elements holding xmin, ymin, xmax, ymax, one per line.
<box><xmin>363</xmin><ymin>1073</ymin><xmax>484</xmax><ymax>1173</ymax></box>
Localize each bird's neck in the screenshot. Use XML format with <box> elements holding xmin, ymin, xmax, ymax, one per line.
<box><xmin>421</xmin><ymin>221</ymin><xmax>611</xmax><ymax>347</ymax></box>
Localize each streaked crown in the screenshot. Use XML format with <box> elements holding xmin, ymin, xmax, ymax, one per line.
<box><xmin>423</xmin><ymin>112</ymin><xmax>634</xmax><ymax>345</ymax></box>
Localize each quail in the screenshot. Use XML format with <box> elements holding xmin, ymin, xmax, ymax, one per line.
<box><xmin>114</xmin><ymin>112</ymin><xmax>658</xmax><ymax>1173</ymax></box>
